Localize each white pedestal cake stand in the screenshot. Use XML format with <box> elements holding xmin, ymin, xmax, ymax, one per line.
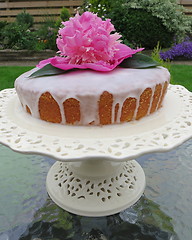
<box><xmin>0</xmin><ymin>85</ymin><xmax>192</xmax><ymax>217</ymax></box>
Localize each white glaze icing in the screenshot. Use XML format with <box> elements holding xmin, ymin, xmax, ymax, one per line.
<box><xmin>14</xmin><ymin>66</ymin><xmax>170</xmax><ymax>125</ymax></box>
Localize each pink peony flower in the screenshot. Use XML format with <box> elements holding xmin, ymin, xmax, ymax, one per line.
<box><xmin>38</xmin><ymin>12</ymin><xmax>144</xmax><ymax>72</ymax></box>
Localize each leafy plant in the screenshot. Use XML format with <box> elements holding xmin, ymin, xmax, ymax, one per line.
<box><xmin>109</xmin><ymin>8</ymin><xmax>174</xmax><ymax>49</ymax></box>
<box><xmin>151</xmin><ymin>43</ymin><xmax>172</xmax><ymax>83</ymax></box>
<box><xmin>16</xmin><ymin>10</ymin><xmax>34</xmax><ymax>28</ymax></box>
<box><xmin>151</xmin><ymin>42</ymin><xmax>171</xmax><ymax>69</ymax></box>
<box><xmin>2</xmin><ymin>22</ymin><xmax>37</xmax><ymax>50</ymax></box>
<box><xmin>36</xmin><ymin>17</ymin><xmax>58</xmax><ymax>51</ymax></box>
<box><xmin>0</xmin><ymin>21</ymin><xmax>8</xmax><ymax>47</ymax></box>
<box><xmin>108</xmin><ymin>0</ymin><xmax>192</xmax><ymax>49</ymax></box>
<box><xmin>60</xmin><ymin>7</ymin><xmax>70</xmax><ymax>21</ymax></box>
<box><xmin>0</xmin><ymin>21</ymin><xmax>8</xmax><ymax>30</ymax></box>
<box><xmin>55</xmin><ymin>7</ymin><xmax>71</xmax><ymax>27</ymax></box>
<box><xmin>78</xmin><ymin>0</ymin><xmax>112</xmax><ymax>18</ymax></box>
<box><xmin>123</xmin><ymin>0</ymin><xmax>190</xmax><ymax>41</ymax></box>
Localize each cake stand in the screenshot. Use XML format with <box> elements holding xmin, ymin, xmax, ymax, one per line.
<box><xmin>0</xmin><ymin>85</ymin><xmax>192</xmax><ymax>216</ymax></box>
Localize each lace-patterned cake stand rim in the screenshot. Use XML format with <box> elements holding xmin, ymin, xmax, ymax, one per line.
<box><xmin>0</xmin><ymin>85</ymin><xmax>192</xmax><ymax>162</ymax></box>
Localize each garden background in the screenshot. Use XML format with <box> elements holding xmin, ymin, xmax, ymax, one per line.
<box><xmin>0</xmin><ymin>0</ymin><xmax>192</xmax><ymax>91</ymax></box>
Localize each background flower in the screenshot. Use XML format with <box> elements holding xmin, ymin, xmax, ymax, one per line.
<box><xmin>160</xmin><ymin>39</ymin><xmax>192</xmax><ymax>61</ymax></box>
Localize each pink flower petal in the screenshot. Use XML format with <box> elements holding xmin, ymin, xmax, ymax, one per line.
<box><xmin>37</xmin><ymin>57</ymin><xmax>56</xmax><ymax>68</ymax></box>
<box><xmin>114</xmin><ymin>43</ymin><xmax>144</xmax><ymax>61</ymax></box>
<box><xmin>38</xmin><ymin>56</ymin><xmax>119</xmax><ymax>72</ymax></box>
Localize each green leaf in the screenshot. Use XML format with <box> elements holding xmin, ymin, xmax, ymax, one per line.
<box><xmin>28</xmin><ymin>53</ymin><xmax>159</xmax><ymax>79</ymax></box>
<box><xmin>29</xmin><ymin>64</ymin><xmax>66</xmax><ymax>78</ymax></box>
<box><xmin>119</xmin><ymin>53</ymin><xmax>159</xmax><ymax>69</ymax></box>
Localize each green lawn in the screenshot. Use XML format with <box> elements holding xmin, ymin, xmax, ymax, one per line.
<box><xmin>170</xmin><ymin>64</ymin><xmax>192</xmax><ymax>91</ymax></box>
<box><xmin>0</xmin><ymin>66</ymin><xmax>33</xmax><ymax>90</ymax></box>
<box><xmin>0</xmin><ymin>64</ymin><xmax>191</xmax><ymax>91</ymax></box>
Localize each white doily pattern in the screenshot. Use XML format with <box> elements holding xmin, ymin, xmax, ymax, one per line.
<box><xmin>0</xmin><ymin>85</ymin><xmax>192</xmax><ymax>162</ymax></box>
<box><xmin>53</xmin><ymin>161</ymin><xmax>137</xmax><ymax>202</ymax></box>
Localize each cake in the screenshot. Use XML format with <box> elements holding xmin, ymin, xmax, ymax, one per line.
<box><xmin>14</xmin><ymin>12</ymin><xmax>170</xmax><ymax>126</ymax></box>
<box><xmin>15</xmin><ymin>66</ymin><xmax>169</xmax><ymax>126</ymax></box>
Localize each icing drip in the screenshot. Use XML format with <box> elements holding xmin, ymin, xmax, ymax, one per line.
<box><xmin>15</xmin><ymin>67</ymin><xmax>170</xmax><ymax>126</ymax></box>
<box><xmin>147</xmin><ymin>87</ymin><xmax>156</xmax><ymax>115</ymax></box>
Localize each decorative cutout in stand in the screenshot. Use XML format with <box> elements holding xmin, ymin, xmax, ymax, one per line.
<box><xmin>0</xmin><ymin>85</ymin><xmax>192</xmax><ymax>216</ymax></box>
<box><xmin>47</xmin><ymin>160</ymin><xmax>145</xmax><ymax>216</ymax></box>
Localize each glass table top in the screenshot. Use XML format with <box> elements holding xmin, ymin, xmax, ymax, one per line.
<box><xmin>0</xmin><ymin>138</ymin><xmax>192</xmax><ymax>240</ymax></box>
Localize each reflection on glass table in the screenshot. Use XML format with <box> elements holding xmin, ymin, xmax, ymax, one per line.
<box><xmin>0</xmin><ymin>139</ymin><xmax>191</xmax><ymax>240</ymax></box>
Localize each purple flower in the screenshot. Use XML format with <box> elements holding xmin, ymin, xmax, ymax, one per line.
<box><xmin>160</xmin><ymin>40</ymin><xmax>192</xmax><ymax>61</ymax></box>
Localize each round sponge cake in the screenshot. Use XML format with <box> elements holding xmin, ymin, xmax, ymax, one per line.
<box><xmin>15</xmin><ymin>66</ymin><xmax>170</xmax><ymax>126</ymax></box>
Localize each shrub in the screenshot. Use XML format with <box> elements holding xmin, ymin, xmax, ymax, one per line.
<box><xmin>37</xmin><ymin>18</ymin><xmax>58</xmax><ymax>51</ymax></box>
<box><xmin>108</xmin><ymin>0</ymin><xmax>192</xmax><ymax>49</ymax></box>
<box><xmin>60</xmin><ymin>7</ymin><xmax>70</xmax><ymax>22</ymax></box>
<box><xmin>160</xmin><ymin>39</ymin><xmax>192</xmax><ymax>61</ymax></box>
<box><xmin>16</xmin><ymin>10</ymin><xmax>34</xmax><ymax>28</ymax></box>
<box><xmin>79</xmin><ymin>0</ymin><xmax>112</xmax><ymax>18</ymax></box>
<box><xmin>0</xmin><ymin>21</ymin><xmax>8</xmax><ymax>46</ymax></box>
<box><xmin>2</xmin><ymin>22</ymin><xmax>37</xmax><ymax>50</ymax></box>
<box><xmin>0</xmin><ymin>21</ymin><xmax>8</xmax><ymax>30</ymax></box>
<box><xmin>55</xmin><ymin>7</ymin><xmax>71</xmax><ymax>27</ymax></box>
<box><xmin>109</xmin><ymin>8</ymin><xmax>173</xmax><ymax>49</ymax></box>
<box><xmin>151</xmin><ymin>42</ymin><xmax>171</xmax><ymax>70</ymax></box>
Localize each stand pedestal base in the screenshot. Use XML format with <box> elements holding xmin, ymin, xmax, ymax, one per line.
<box><xmin>46</xmin><ymin>160</ymin><xmax>146</xmax><ymax>217</ymax></box>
